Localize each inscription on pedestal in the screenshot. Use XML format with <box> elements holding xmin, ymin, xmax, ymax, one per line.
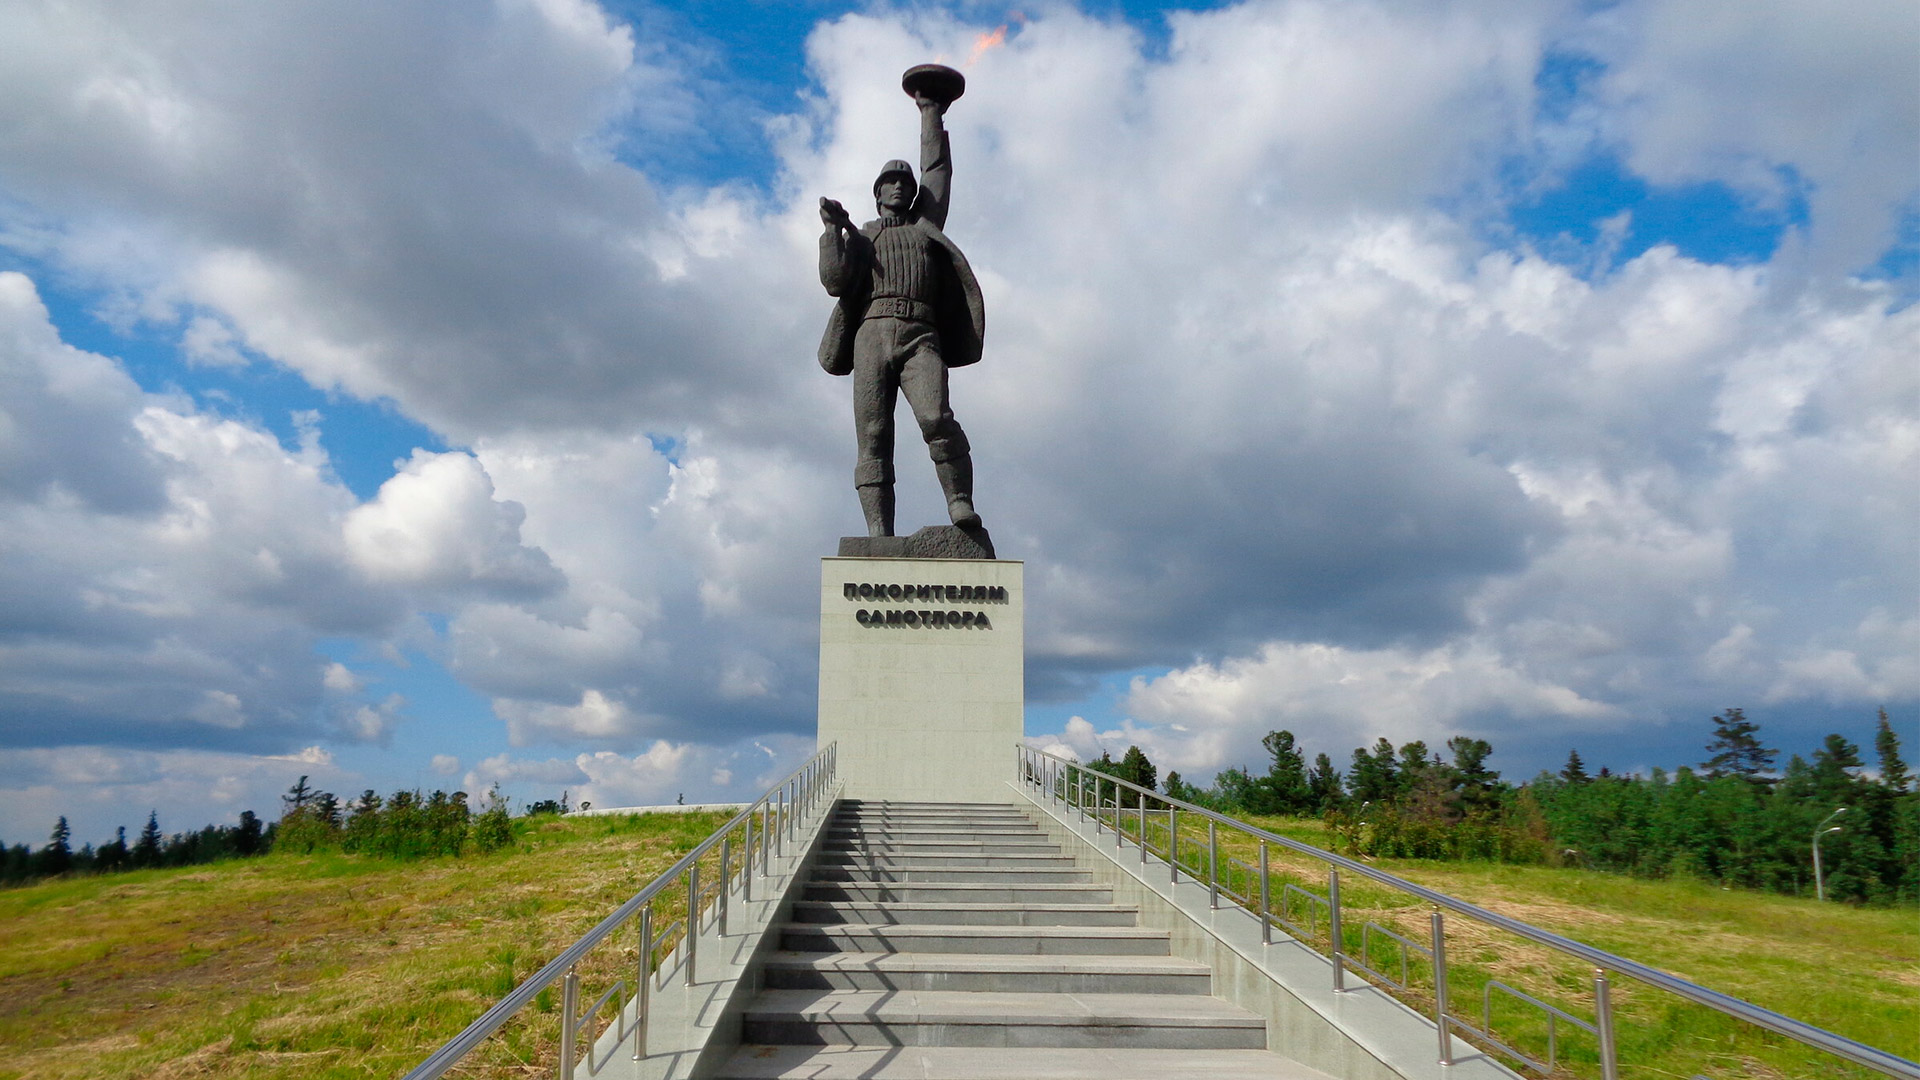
<box><xmin>818</xmin><ymin>556</ymin><xmax>1023</xmax><ymax>804</ymax></box>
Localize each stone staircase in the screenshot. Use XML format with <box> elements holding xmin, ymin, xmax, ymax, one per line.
<box><xmin>716</xmin><ymin>800</ymin><xmax>1332</xmax><ymax>1079</ymax></box>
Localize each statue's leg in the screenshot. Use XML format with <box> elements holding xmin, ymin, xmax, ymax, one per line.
<box><xmin>900</xmin><ymin>331</ymin><xmax>980</xmax><ymax>529</ymax></box>
<box><xmin>851</xmin><ymin>320</ymin><xmax>898</xmax><ymax>537</ymax></box>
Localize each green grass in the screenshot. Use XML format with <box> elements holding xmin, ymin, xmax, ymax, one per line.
<box><xmin>0</xmin><ymin>811</ymin><xmax>735</xmax><ymax>1079</ymax></box>
<box><xmin>1097</xmin><ymin>804</ymin><xmax>1919</xmax><ymax>1079</ymax></box>
<box><xmin>5</xmin><ymin>805</ymin><xmax>1913</xmax><ymax>1079</ymax></box>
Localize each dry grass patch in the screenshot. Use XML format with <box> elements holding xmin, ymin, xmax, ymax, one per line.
<box><xmin>0</xmin><ymin>811</ymin><xmax>730</xmax><ymax>1080</ymax></box>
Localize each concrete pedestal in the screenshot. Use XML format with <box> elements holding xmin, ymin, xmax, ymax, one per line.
<box><xmin>818</xmin><ymin>557</ymin><xmax>1023</xmax><ymax>803</ymax></box>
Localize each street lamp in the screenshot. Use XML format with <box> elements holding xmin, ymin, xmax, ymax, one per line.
<box><xmin>1813</xmin><ymin>807</ymin><xmax>1846</xmax><ymax>901</ymax></box>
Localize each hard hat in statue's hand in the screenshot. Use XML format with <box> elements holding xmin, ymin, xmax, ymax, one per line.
<box><xmin>902</xmin><ymin>64</ymin><xmax>966</xmax><ymax>106</ymax></box>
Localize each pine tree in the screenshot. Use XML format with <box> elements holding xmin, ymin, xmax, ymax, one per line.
<box><xmin>98</xmin><ymin>825</ymin><xmax>129</xmax><ymax>872</ymax></box>
<box><xmin>1346</xmin><ymin>738</ymin><xmax>1399</xmax><ymax>804</ymax></box>
<box><xmin>1446</xmin><ymin>736</ymin><xmax>1499</xmax><ymax>812</ymax></box>
<box><xmin>1560</xmin><ymin>749</ymin><xmax>1590</xmax><ymax>784</ymax></box>
<box><xmin>1701</xmin><ymin>708</ymin><xmax>1776</xmax><ymax>781</ymax></box>
<box><xmin>1875</xmin><ymin>709</ymin><xmax>1910</xmax><ymax>793</ymax></box>
<box><xmin>234</xmin><ymin>811</ymin><xmax>264</xmax><ymax>856</ymax></box>
<box><xmin>37</xmin><ymin>816</ymin><xmax>72</xmax><ymax>877</ymax></box>
<box><xmin>1396</xmin><ymin>741</ymin><xmax>1435</xmax><ymax>798</ymax></box>
<box><xmin>283</xmin><ymin>775</ymin><xmax>315</xmax><ymax>815</ymax></box>
<box><xmin>1306</xmin><ymin>753</ymin><xmax>1343</xmax><ymax>813</ymax></box>
<box><xmin>1811</xmin><ymin>733</ymin><xmax>1864</xmax><ymax>802</ymax></box>
<box><xmin>133</xmin><ymin>811</ymin><xmax>163</xmax><ymax>867</ymax></box>
<box><xmin>1117</xmin><ymin>745</ymin><xmax>1157</xmax><ymax>805</ymax></box>
<box><xmin>1258</xmin><ymin>730</ymin><xmax>1312</xmax><ymax>815</ymax></box>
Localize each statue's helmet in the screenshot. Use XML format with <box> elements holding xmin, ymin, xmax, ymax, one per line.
<box><xmin>872</xmin><ymin>159</ymin><xmax>915</xmax><ymax>196</ymax></box>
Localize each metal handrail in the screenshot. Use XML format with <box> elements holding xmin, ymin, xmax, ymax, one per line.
<box><xmin>1016</xmin><ymin>744</ymin><xmax>1919</xmax><ymax>1080</ymax></box>
<box><xmin>406</xmin><ymin>742</ymin><xmax>837</xmax><ymax>1080</ymax></box>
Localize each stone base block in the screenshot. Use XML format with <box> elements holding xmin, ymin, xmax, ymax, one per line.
<box><xmin>818</xmin><ymin>556</ymin><xmax>1023</xmax><ymax>803</ymax></box>
<box><xmin>838</xmin><ymin>525</ymin><xmax>995</xmax><ymax>560</ymax></box>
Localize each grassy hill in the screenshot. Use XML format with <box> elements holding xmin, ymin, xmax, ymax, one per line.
<box><xmin>0</xmin><ymin>811</ymin><xmax>730</xmax><ymax>1079</ymax></box>
<box><xmin>1</xmin><ymin>808</ymin><xmax>1912</xmax><ymax>1079</ymax></box>
<box><xmin>1209</xmin><ymin>813</ymin><xmax>1919</xmax><ymax>1079</ymax></box>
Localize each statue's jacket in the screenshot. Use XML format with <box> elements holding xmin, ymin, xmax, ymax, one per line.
<box><xmin>818</xmin><ymin>126</ymin><xmax>985</xmax><ymax>376</ymax></box>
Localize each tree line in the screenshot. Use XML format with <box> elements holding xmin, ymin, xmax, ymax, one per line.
<box><xmin>1</xmin><ymin>777</ymin><xmax>577</xmax><ymax>887</ymax></box>
<box><xmin>1080</xmin><ymin>708</ymin><xmax>1917</xmax><ymax>905</ymax></box>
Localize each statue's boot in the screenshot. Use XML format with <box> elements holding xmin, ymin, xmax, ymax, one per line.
<box><xmin>857</xmin><ymin>482</ymin><xmax>895</xmax><ymax>537</ymax></box>
<box><xmin>934</xmin><ymin>454</ymin><xmax>981</xmax><ymax>529</ymax></box>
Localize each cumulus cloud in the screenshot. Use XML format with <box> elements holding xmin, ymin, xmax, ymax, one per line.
<box><xmin>1122</xmin><ymin>641</ymin><xmax>1619</xmax><ymax>773</ymax></box>
<box><xmin>0</xmin><ymin>273</ymin><xmax>402</xmax><ymax>752</ymax></box>
<box><xmin>0</xmin><ymin>744</ymin><xmax>351</xmax><ymax>844</ymax></box>
<box><xmin>1583</xmin><ymin>0</ymin><xmax>1920</xmax><ymax>272</ymax></box>
<box><xmin>0</xmin><ymin>0</ymin><xmax>1912</xmax><ymax>836</ymax></box>
<box><xmin>344</xmin><ymin>449</ymin><xmax>563</xmax><ymax>599</ymax></box>
<box><xmin>461</xmin><ymin>732</ymin><xmax>814</xmax><ymax>809</ymax></box>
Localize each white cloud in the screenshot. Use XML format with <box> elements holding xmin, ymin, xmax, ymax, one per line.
<box><xmin>494</xmin><ymin>688</ymin><xmax>654</xmax><ymax>746</ymax></box>
<box><xmin>1123</xmin><ymin>641</ymin><xmax>1619</xmax><ymax>775</ymax></box>
<box><xmin>1586</xmin><ymin>0</ymin><xmax>1920</xmax><ymax>272</ymax></box>
<box><xmin>0</xmin><ymin>0</ymin><xmax>1912</xmax><ymax>834</ymax></box>
<box><xmin>0</xmin><ymin>744</ymin><xmax>355</xmax><ymax>844</ymax></box>
<box><xmin>344</xmin><ymin>449</ymin><xmax>563</xmax><ymax>599</ymax></box>
<box><xmin>0</xmin><ymin>273</ymin><xmax>411</xmax><ymax>752</ymax></box>
<box><xmin>339</xmin><ymin>694</ymin><xmax>405</xmax><ymax>745</ymax></box>
<box><xmin>429</xmin><ymin>753</ymin><xmax>461</xmax><ymax>776</ymax></box>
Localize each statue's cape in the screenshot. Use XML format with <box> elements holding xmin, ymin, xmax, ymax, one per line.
<box><xmin>819</xmin><ymin>217</ymin><xmax>984</xmax><ymax>377</ymax></box>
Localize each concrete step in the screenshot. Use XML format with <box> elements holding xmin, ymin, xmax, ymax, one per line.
<box><xmin>820</xmin><ymin>840</ymin><xmax>1060</xmax><ymax>855</ymax></box>
<box><xmin>759</xmin><ymin>951</ymin><xmax>1213</xmax><ymax>994</ymax></box>
<box><xmin>811</xmin><ymin>866</ymin><xmax>1095</xmax><ymax>884</ymax></box>
<box><xmin>739</xmin><ymin>989</ymin><xmax>1267</xmax><ymax>1049</ymax></box>
<box><xmin>791</xmin><ymin>900</ymin><xmax>1139</xmax><ymax>927</ymax></box>
<box><xmin>833</xmin><ymin>808</ymin><xmax>1037</xmax><ymax>820</ymax></box>
<box><xmin>802</xmin><ymin>881</ymin><xmax>1114</xmax><ymax>904</ymax></box>
<box><xmin>831</xmin><ymin>815</ymin><xmax>1035</xmax><ymax>824</ymax></box>
<box><xmin>818</xmin><ymin>852</ymin><xmax>1077</xmax><ymax>868</ymax></box>
<box><xmin>827</xmin><ymin>825</ymin><xmax>1048</xmax><ymax>835</ymax></box>
<box><xmin>714</xmin><ymin>1046</ymin><xmax>1331</xmax><ymax>1079</ymax></box>
<box><xmin>839</xmin><ymin>801</ymin><xmax>1026</xmax><ymax>809</ymax></box>
<box><xmin>778</xmin><ymin>923</ymin><xmax>1170</xmax><ymax>956</ymax></box>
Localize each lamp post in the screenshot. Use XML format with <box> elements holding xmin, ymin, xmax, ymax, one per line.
<box><xmin>1813</xmin><ymin>807</ymin><xmax>1846</xmax><ymax>901</ymax></box>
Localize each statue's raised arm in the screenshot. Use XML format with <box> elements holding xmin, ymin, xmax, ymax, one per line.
<box><xmin>812</xmin><ymin>64</ymin><xmax>988</xmax><ymax>544</ymax></box>
<box><xmin>913</xmin><ymin>90</ymin><xmax>951</xmax><ymax>231</ymax></box>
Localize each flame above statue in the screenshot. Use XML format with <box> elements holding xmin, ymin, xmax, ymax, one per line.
<box><xmin>817</xmin><ymin>64</ymin><xmax>990</xmax><ymax>553</ymax></box>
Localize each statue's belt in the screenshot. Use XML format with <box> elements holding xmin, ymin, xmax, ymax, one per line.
<box><xmin>862</xmin><ymin>296</ymin><xmax>938</xmax><ymax>323</ymax></box>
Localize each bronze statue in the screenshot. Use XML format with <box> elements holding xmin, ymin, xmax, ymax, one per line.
<box><xmin>818</xmin><ymin>64</ymin><xmax>986</xmax><ymax>539</ymax></box>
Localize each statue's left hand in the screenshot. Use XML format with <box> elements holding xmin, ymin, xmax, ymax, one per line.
<box><xmin>914</xmin><ymin>91</ymin><xmax>948</xmax><ymax>117</ymax></box>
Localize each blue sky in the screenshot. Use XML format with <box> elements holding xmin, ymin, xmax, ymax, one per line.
<box><xmin>0</xmin><ymin>0</ymin><xmax>1914</xmax><ymax>845</ymax></box>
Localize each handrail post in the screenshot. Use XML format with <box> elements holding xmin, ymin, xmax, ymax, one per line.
<box><xmin>685</xmin><ymin>865</ymin><xmax>698</xmax><ymax>986</ymax></box>
<box><xmin>742</xmin><ymin>816</ymin><xmax>753</xmax><ymax>903</ymax></box>
<box><xmin>1208</xmin><ymin>820</ymin><xmax>1219</xmax><ymax>909</ymax></box>
<box><xmin>1259</xmin><ymin>841</ymin><xmax>1271</xmax><ymax>945</ymax></box>
<box><xmin>559</xmin><ymin>965</ymin><xmax>579</xmax><ymax>1080</ymax></box>
<box><xmin>633</xmin><ymin>906</ymin><xmax>651</xmax><ymax>1060</ymax></box>
<box><xmin>1431</xmin><ymin>909</ymin><xmax>1452</xmax><ymax>1064</ymax></box>
<box><xmin>1140</xmin><ymin>796</ymin><xmax>1148</xmax><ymax>864</ymax></box>
<box><xmin>1115</xmin><ymin>793</ymin><xmax>1124</xmax><ymax>849</ymax></box>
<box><xmin>1170</xmin><ymin>806</ymin><xmax>1179</xmax><ymax>884</ymax></box>
<box><xmin>1595</xmin><ymin>970</ymin><xmax>1620</xmax><ymax>1080</ymax></box>
<box><xmin>1329</xmin><ymin>867</ymin><xmax>1345</xmax><ymax>991</ymax></box>
<box><xmin>719</xmin><ymin>838</ymin><xmax>731</xmax><ymax>936</ymax></box>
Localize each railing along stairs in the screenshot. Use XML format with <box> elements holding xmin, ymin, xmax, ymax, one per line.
<box><xmin>1015</xmin><ymin>744</ymin><xmax>1920</xmax><ymax>1080</ymax></box>
<box><xmin>405</xmin><ymin>743</ymin><xmax>837</xmax><ymax>1079</ymax></box>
